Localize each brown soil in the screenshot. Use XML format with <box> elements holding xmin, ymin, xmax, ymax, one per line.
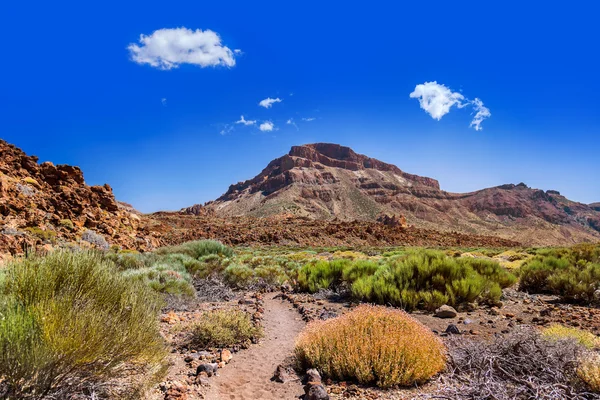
<box><xmin>204</xmin><ymin>293</ymin><xmax>305</xmax><ymax>400</ymax></box>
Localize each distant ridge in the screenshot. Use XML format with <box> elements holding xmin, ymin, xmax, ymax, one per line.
<box><xmin>185</xmin><ymin>143</ymin><xmax>600</xmax><ymax>246</ymax></box>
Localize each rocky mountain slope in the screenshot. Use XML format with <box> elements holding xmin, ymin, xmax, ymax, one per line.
<box><xmin>196</xmin><ymin>143</ymin><xmax>600</xmax><ymax>246</ymax></box>
<box><xmin>0</xmin><ymin>140</ymin><xmax>517</xmax><ymax>256</ymax></box>
<box><xmin>0</xmin><ymin>140</ymin><xmax>156</xmax><ymax>255</ymax></box>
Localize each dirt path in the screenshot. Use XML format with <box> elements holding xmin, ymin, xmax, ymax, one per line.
<box><xmin>205</xmin><ymin>294</ymin><xmax>305</xmax><ymax>400</ymax></box>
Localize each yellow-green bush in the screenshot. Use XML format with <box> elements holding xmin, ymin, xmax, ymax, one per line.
<box><xmin>24</xmin><ymin>227</ymin><xmax>57</xmax><ymax>242</ymax></box>
<box><xmin>58</xmin><ymin>219</ymin><xmax>74</xmax><ymax>230</ymax></box>
<box><xmin>295</xmin><ymin>305</ymin><xmax>446</xmax><ymax>388</ymax></box>
<box><xmin>542</xmin><ymin>324</ymin><xmax>600</xmax><ymax>349</ymax></box>
<box><xmin>0</xmin><ymin>250</ymin><xmax>166</xmax><ymax>398</ymax></box>
<box><xmin>579</xmin><ymin>354</ymin><xmax>600</xmax><ymax>392</ymax></box>
<box><xmin>191</xmin><ymin>309</ymin><xmax>263</xmax><ymax>348</ymax></box>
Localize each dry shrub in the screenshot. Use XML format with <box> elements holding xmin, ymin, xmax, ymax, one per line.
<box><xmin>295</xmin><ymin>304</ymin><xmax>446</xmax><ymax>388</ymax></box>
<box><xmin>191</xmin><ymin>309</ymin><xmax>263</xmax><ymax>349</ymax></box>
<box><xmin>579</xmin><ymin>354</ymin><xmax>600</xmax><ymax>393</ymax></box>
<box><xmin>433</xmin><ymin>327</ymin><xmax>592</xmax><ymax>400</ymax></box>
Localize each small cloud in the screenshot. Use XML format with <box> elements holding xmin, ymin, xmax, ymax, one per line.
<box><xmin>410</xmin><ymin>81</ymin><xmax>491</xmax><ymax>130</ymax></box>
<box><xmin>302</xmin><ymin>117</ymin><xmax>316</xmax><ymax>122</ymax></box>
<box><xmin>259</xmin><ymin>121</ymin><xmax>275</xmax><ymax>132</ymax></box>
<box><xmin>409</xmin><ymin>81</ymin><xmax>466</xmax><ymax>120</ymax></box>
<box><xmin>287</xmin><ymin>118</ymin><xmax>299</xmax><ymax>130</ymax></box>
<box><xmin>161</xmin><ymin>98</ymin><xmax>167</xmax><ymax>106</ymax></box>
<box><xmin>259</xmin><ymin>97</ymin><xmax>282</xmax><ymax>109</ymax></box>
<box><xmin>128</xmin><ymin>27</ymin><xmax>238</xmax><ymax>70</ymax></box>
<box><xmin>234</xmin><ymin>49</ymin><xmax>243</xmax><ymax>55</ymax></box>
<box><xmin>289</xmin><ymin>92</ymin><xmax>294</xmax><ymax>96</ymax></box>
<box><xmin>219</xmin><ymin>124</ymin><xmax>234</xmax><ymax>135</ymax></box>
<box><xmin>470</xmin><ymin>98</ymin><xmax>491</xmax><ymax>131</ymax></box>
<box><xmin>235</xmin><ymin>115</ymin><xmax>256</xmax><ymax>126</ymax></box>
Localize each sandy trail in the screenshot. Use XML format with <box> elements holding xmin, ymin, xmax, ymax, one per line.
<box><xmin>205</xmin><ymin>293</ymin><xmax>305</xmax><ymax>400</ymax></box>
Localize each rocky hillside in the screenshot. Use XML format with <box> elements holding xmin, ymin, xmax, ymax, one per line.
<box><xmin>0</xmin><ymin>140</ymin><xmax>156</xmax><ymax>255</ymax></box>
<box><xmin>197</xmin><ymin>143</ymin><xmax>600</xmax><ymax>246</ymax></box>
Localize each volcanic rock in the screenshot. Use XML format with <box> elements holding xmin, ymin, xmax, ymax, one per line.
<box><xmin>195</xmin><ymin>143</ymin><xmax>600</xmax><ymax>245</ymax></box>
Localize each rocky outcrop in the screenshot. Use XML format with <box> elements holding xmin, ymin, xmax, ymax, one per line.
<box><xmin>0</xmin><ymin>140</ymin><xmax>155</xmax><ymax>255</ymax></box>
<box><xmin>198</xmin><ymin>143</ymin><xmax>600</xmax><ymax>246</ymax></box>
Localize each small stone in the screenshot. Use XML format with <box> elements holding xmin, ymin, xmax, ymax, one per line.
<box><xmin>220</xmin><ymin>349</ymin><xmax>233</xmax><ymax>363</ymax></box>
<box><xmin>489</xmin><ymin>307</ymin><xmax>500</xmax><ymax>316</ymax></box>
<box><xmin>273</xmin><ymin>364</ymin><xmax>294</xmax><ymax>383</ymax></box>
<box><xmin>305</xmin><ymin>383</ymin><xmax>329</xmax><ymax>400</ymax></box>
<box><xmin>305</xmin><ymin>369</ymin><xmax>322</xmax><ymax>383</ymax></box>
<box><xmin>196</xmin><ymin>363</ymin><xmax>218</xmax><ymax>377</ymax></box>
<box><xmin>435</xmin><ymin>305</ymin><xmax>458</xmax><ymax>319</ymax></box>
<box><xmin>445</xmin><ymin>324</ymin><xmax>461</xmax><ymax>335</ymax></box>
<box><xmin>197</xmin><ymin>376</ymin><xmax>210</xmax><ymax>386</ymax></box>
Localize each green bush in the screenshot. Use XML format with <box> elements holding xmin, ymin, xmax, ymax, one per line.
<box><xmin>223</xmin><ymin>263</ymin><xmax>256</xmax><ymax>288</ymax></box>
<box><xmin>297</xmin><ymin>250</ymin><xmax>516</xmax><ymax>310</ymax></box>
<box><xmin>58</xmin><ymin>219</ymin><xmax>74</xmax><ymax>230</ymax></box>
<box><xmin>191</xmin><ymin>309</ymin><xmax>263</xmax><ymax>348</ymax></box>
<box><xmin>519</xmin><ymin>246</ymin><xmax>600</xmax><ymax>303</ymax></box>
<box><xmin>0</xmin><ymin>250</ymin><xmax>166</xmax><ymax>398</ymax></box>
<box><xmin>123</xmin><ymin>261</ymin><xmax>195</xmax><ymax>297</ymax></box>
<box><xmin>157</xmin><ymin>240</ymin><xmax>234</xmax><ymax>259</ymax></box>
<box><xmin>24</xmin><ymin>227</ymin><xmax>57</xmax><ymax>242</ymax></box>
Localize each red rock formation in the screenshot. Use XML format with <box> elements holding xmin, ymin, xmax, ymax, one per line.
<box><xmin>198</xmin><ymin>143</ymin><xmax>600</xmax><ymax>246</ymax></box>
<box><xmin>0</xmin><ymin>140</ymin><xmax>154</xmax><ymax>254</ymax></box>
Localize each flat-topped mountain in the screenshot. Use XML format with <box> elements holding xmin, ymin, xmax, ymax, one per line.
<box><xmin>192</xmin><ymin>143</ymin><xmax>600</xmax><ymax>245</ymax></box>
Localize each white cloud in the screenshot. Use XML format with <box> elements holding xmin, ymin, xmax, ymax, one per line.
<box><xmin>287</xmin><ymin>118</ymin><xmax>299</xmax><ymax>130</ymax></box>
<box><xmin>409</xmin><ymin>81</ymin><xmax>466</xmax><ymax>120</ymax></box>
<box><xmin>235</xmin><ymin>115</ymin><xmax>256</xmax><ymax>126</ymax></box>
<box><xmin>128</xmin><ymin>27</ymin><xmax>238</xmax><ymax>70</ymax></box>
<box><xmin>302</xmin><ymin>117</ymin><xmax>316</xmax><ymax>122</ymax></box>
<box><xmin>259</xmin><ymin>97</ymin><xmax>282</xmax><ymax>109</ymax></box>
<box><xmin>410</xmin><ymin>81</ymin><xmax>491</xmax><ymax>131</ymax></box>
<box><xmin>259</xmin><ymin>121</ymin><xmax>275</xmax><ymax>132</ymax></box>
<box><xmin>470</xmin><ymin>98</ymin><xmax>491</xmax><ymax>131</ymax></box>
<box><xmin>219</xmin><ymin>124</ymin><xmax>234</xmax><ymax>135</ymax></box>
<box><xmin>161</xmin><ymin>98</ymin><xmax>167</xmax><ymax>106</ymax></box>
<box><xmin>234</xmin><ymin>49</ymin><xmax>243</xmax><ymax>55</ymax></box>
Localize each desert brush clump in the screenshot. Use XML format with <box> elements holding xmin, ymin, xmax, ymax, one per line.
<box><xmin>0</xmin><ymin>250</ymin><xmax>166</xmax><ymax>398</ymax></box>
<box><xmin>295</xmin><ymin>305</ymin><xmax>446</xmax><ymax>388</ymax></box>
<box><xmin>122</xmin><ymin>259</ymin><xmax>195</xmax><ymax>297</ymax></box>
<box><xmin>297</xmin><ymin>250</ymin><xmax>516</xmax><ymax>310</ymax></box>
<box><xmin>190</xmin><ymin>309</ymin><xmax>263</xmax><ymax>349</ymax></box>
<box><xmin>579</xmin><ymin>354</ymin><xmax>600</xmax><ymax>393</ymax></box>
<box><xmin>519</xmin><ymin>244</ymin><xmax>600</xmax><ymax>303</ymax></box>
<box><xmin>542</xmin><ymin>324</ymin><xmax>600</xmax><ymax>349</ymax></box>
<box><xmin>434</xmin><ymin>327</ymin><xmax>596</xmax><ymax>399</ymax></box>
<box><xmin>157</xmin><ymin>239</ymin><xmax>234</xmax><ymax>259</ymax></box>
<box><xmin>81</xmin><ymin>229</ymin><xmax>109</xmax><ymax>250</ymax></box>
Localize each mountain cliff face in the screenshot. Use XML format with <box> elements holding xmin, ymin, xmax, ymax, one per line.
<box><xmin>0</xmin><ymin>140</ymin><xmax>155</xmax><ymax>255</ymax></box>
<box><xmin>197</xmin><ymin>143</ymin><xmax>600</xmax><ymax>246</ymax></box>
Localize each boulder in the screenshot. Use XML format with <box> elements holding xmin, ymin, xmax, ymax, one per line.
<box><xmin>196</xmin><ymin>363</ymin><xmax>219</xmax><ymax>377</ymax></box>
<box><xmin>435</xmin><ymin>305</ymin><xmax>458</xmax><ymax>319</ymax></box>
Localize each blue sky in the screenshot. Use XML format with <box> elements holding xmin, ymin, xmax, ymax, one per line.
<box><xmin>1</xmin><ymin>1</ymin><xmax>599</xmax><ymax>212</ymax></box>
